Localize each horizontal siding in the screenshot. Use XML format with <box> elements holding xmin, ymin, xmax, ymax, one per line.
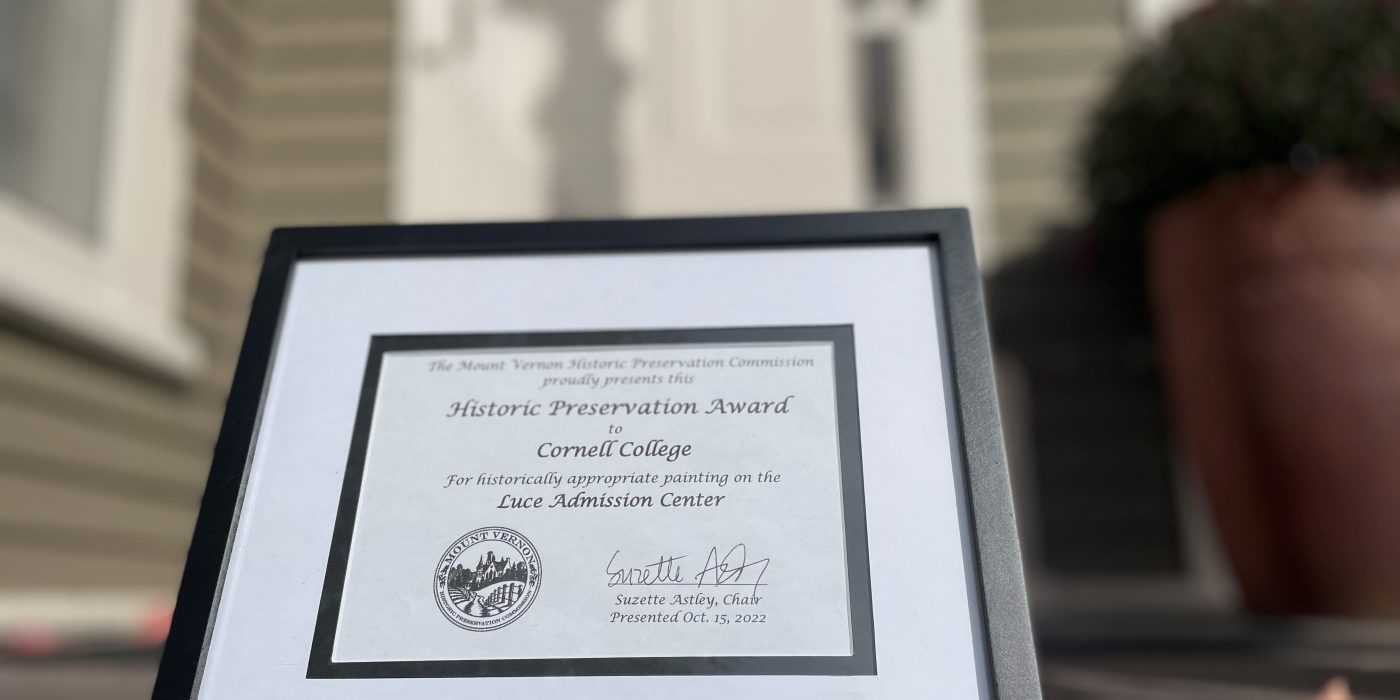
<box><xmin>981</xmin><ymin>0</ymin><xmax>1129</xmax><ymax>259</ymax></box>
<box><xmin>982</xmin><ymin>4</ymin><xmax>1187</xmax><ymax>578</ymax></box>
<box><xmin>983</xmin><ymin>0</ymin><xmax>1124</xmax><ymax>29</ymax></box>
<box><xmin>0</xmin><ymin>333</ymin><xmax>222</xmax><ymax>448</ymax></box>
<box><xmin>236</xmin><ymin>0</ymin><xmax>394</xmax><ymax>26</ymax></box>
<box><xmin>0</xmin><ymin>475</ymin><xmax>194</xmax><ymax>544</ymax></box>
<box><xmin>0</xmin><ymin>547</ymin><xmax>186</xmax><ymax>587</ymax></box>
<box><xmin>0</xmin><ymin>402</ymin><xmax>208</xmax><ymax>489</ymax></box>
<box><xmin>0</xmin><ymin>0</ymin><xmax>393</xmax><ymax>590</ymax></box>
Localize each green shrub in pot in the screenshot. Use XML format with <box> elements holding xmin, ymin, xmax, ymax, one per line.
<box><xmin>1085</xmin><ymin>0</ymin><xmax>1400</xmax><ymax>245</ymax></box>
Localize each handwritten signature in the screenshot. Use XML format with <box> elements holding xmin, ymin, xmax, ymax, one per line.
<box><xmin>606</xmin><ymin>545</ymin><xmax>769</xmax><ymax>594</ymax></box>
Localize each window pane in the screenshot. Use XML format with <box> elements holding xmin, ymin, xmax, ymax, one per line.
<box><xmin>0</xmin><ymin>0</ymin><xmax>120</xmax><ymax>239</ymax></box>
<box><xmin>858</xmin><ymin>36</ymin><xmax>903</xmax><ymax>206</ymax></box>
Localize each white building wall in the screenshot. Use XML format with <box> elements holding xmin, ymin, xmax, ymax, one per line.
<box><xmin>393</xmin><ymin>0</ymin><xmax>990</xmax><ymax>247</ymax></box>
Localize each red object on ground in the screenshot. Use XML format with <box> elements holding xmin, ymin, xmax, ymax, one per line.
<box><xmin>139</xmin><ymin>603</ymin><xmax>173</xmax><ymax>648</ymax></box>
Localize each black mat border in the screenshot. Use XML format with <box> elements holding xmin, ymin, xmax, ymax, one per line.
<box><xmin>152</xmin><ymin>209</ymin><xmax>1041</xmax><ymax>698</ymax></box>
<box><xmin>305</xmin><ymin>325</ymin><xmax>873</xmax><ymax>678</ymax></box>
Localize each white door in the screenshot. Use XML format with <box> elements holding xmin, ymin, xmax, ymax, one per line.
<box><xmin>613</xmin><ymin>0</ymin><xmax>863</xmax><ymax>216</ymax></box>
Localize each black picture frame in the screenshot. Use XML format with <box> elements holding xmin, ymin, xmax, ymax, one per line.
<box><xmin>152</xmin><ymin>208</ymin><xmax>1041</xmax><ymax>699</ymax></box>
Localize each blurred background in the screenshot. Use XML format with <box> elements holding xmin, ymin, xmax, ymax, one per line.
<box><xmin>0</xmin><ymin>1</ymin><xmax>1397</xmax><ymax>698</ymax></box>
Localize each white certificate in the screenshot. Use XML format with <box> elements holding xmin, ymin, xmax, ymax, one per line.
<box><xmin>314</xmin><ymin>327</ymin><xmax>874</xmax><ymax>675</ymax></box>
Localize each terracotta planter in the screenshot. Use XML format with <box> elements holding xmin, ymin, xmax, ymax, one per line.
<box><xmin>1149</xmin><ymin>169</ymin><xmax>1400</xmax><ymax>616</ymax></box>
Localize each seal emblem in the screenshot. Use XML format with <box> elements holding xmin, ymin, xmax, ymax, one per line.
<box><xmin>433</xmin><ymin>527</ymin><xmax>541</xmax><ymax>631</ymax></box>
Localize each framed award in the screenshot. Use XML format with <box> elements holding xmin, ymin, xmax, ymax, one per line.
<box><xmin>153</xmin><ymin>209</ymin><xmax>1041</xmax><ymax>698</ymax></box>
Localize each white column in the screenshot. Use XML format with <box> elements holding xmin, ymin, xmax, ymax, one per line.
<box><xmin>899</xmin><ymin>0</ymin><xmax>996</xmax><ymax>265</ymax></box>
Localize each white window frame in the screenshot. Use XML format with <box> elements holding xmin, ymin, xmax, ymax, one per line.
<box><xmin>0</xmin><ymin>0</ymin><xmax>200</xmax><ymax>378</ymax></box>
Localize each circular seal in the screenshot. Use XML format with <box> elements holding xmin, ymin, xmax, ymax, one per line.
<box><xmin>433</xmin><ymin>527</ymin><xmax>541</xmax><ymax>632</ymax></box>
